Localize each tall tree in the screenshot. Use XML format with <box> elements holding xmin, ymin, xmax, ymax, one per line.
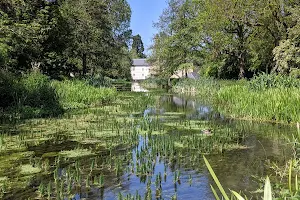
<box><xmin>149</xmin><ymin>0</ymin><xmax>203</xmax><ymax>78</ymax></box>
<box><xmin>150</xmin><ymin>0</ymin><xmax>300</xmax><ymax>79</ymax></box>
<box><xmin>0</xmin><ymin>0</ymin><xmax>133</xmax><ymax>79</ymax></box>
<box><xmin>131</xmin><ymin>34</ymin><xmax>146</xmax><ymax>58</ymax></box>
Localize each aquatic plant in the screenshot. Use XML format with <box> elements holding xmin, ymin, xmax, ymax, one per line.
<box><xmin>174</xmin><ymin>76</ymin><xmax>300</xmax><ymax>123</ymax></box>
<box><xmin>52</xmin><ymin>80</ymin><xmax>117</xmax><ymax>109</ymax></box>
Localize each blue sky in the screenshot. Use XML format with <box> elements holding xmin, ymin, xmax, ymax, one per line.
<box><xmin>127</xmin><ymin>0</ymin><xmax>167</xmax><ymax>54</ymax></box>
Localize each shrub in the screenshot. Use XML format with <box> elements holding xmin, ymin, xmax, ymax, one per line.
<box><xmin>20</xmin><ymin>72</ymin><xmax>61</xmax><ymax>110</ymax></box>
<box><xmin>85</xmin><ymin>74</ymin><xmax>113</xmax><ymax>87</ymax></box>
<box><xmin>0</xmin><ymin>70</ymin><xmax>19</xmax><ymax>108</ymax></box>
<box><xmin>0</xmin><ymin>71</ymin><xmax>63</xmax><ymax>118</ymax></box>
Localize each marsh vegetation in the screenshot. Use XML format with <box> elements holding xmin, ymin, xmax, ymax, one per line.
<box><xmin>0</xmin><ymin>92</ymin><xmax>297</xmax><ymax>199</ymax></box>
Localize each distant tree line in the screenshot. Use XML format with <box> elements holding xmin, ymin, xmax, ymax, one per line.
<box><xmin>0</xmin><ymin>0</ymin><xmax>146</xmax><ymax>80</ymax></box>
<box><xmin>149</xmin><ymin>0</ymin><xmax>300</xmax><ymax>79</ymax></box>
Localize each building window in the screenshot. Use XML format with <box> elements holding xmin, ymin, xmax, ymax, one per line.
<box><xmin>132</xmin><ymin>67</ymin><xmax>135</xmax><ymax>71</ymax></box>
<box><xmin>142</xmin><ymin>74</ymin><xmax>144</xmax><ymax>77</ymax></box>
<box><xmin>133</xmin><ymin>74</ymin><xmax>135</xmax><ymax>76</ymax></box>
<box><xmin>142</xmin><ymin>68</ymin><xmax>144</xmax><ymax>71</ymax></box>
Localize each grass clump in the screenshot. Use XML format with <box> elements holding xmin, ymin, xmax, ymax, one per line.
<box><xmin>217</xmin><ymin>85</ymin><xmax>300</xmax><ymax>123</ymax></box>
<box><xmin>0</xmin><ymin>70</ymin><xmax>117</xmax><ymax>118</ymax></box>
<box><xmin>52</xmin><ymin>80</ymin><xmax>117</xmax><ymax>109</ymax></box>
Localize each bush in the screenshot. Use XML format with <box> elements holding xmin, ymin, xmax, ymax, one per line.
<box><xmin>0</xmin><ymin>71</ymin><xmax>63</xmax><ymax>118</ymax></box>
<box><xmin>0</xmin><ymin>70</ymin><xmax>18</xmax><ymax>108</ymax></box>
<box><xmin>85</xmin><ymin>74</ymin><xmax>113</xmax><ymax>87</ymax></box>
<box><xmin>20</xmin><ymin>72</ymin><xmax>61</xmax><ymax>110</ymax></box>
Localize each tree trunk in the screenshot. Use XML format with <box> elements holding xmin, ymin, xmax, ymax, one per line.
<box><xmin>82</xmin><ymin>53</ymin><xmax>87</xmax><ymax>76</ymax></box>
<box><xmin>236</xmin><ymin>23</ymin><xmax>246</xmax><ymax>79</ymax></box>
<box><xmin>238</xmin><ymin>52</ymin><xmax>245</xmax><ymax>79</ymax></box>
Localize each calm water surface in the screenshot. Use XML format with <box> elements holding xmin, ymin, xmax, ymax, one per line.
<box><xmin>0</xmin><ymin>93</ymin><xmax>295</xmax><ymax>200</ymax></box>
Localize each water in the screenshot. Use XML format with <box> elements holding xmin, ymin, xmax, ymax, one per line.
<box><xmin>0</xmin><ymin>93</ymin><xmax>295</xmax><ymax>199</ymax></box>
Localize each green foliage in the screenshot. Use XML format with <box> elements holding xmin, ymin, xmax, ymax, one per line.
<box><xmin>0</xmin><ymin>70</ymin><xmax>18</xmax><ymax>108</ymax></box>
<box><xmin>248</xmin><ymin>73</ymin><xmax>300</xmax><ymax>91</ymax></box>
<box><xmin>52</xmin><ymin>80</ymin><xmax>117</xmax><ymax>109</ymax></box>
<box><xmin>85</xmin><ymin>74</ymin><xmax>113</xmax><ymax>88</ymax></box>
<box><xmin>173</xmin><ymin>78</ymin><xmax>221</xmax><ymax>99</ymax></box>
<box><xmin>0</xmin><ymin>71</ymin><xmax>117</xmax><ymax>118</ymax></box>
<box><xmin>150</xmin><ymin>0</ymin><xmax>300</xmax><ymax>79</ymax></box>
<box><xmin>141</xmin><ymin>77</ymin><xmax>169</xmax><ymax>89</ymax></box>
<box><xmin>217</xmin><ymin>85</ymin><xmax>300</xmax><ymax>122</ymax></box>
<box><xmin>174</xmin><ymin>75</ymin><xmax>300</xmax><ymax>123</ymax></box>
<box><xmin>20</xmin><ymin>72</ymin><xmax>60</xmax><ymax>109</ymax></box>
<box><xmin>0</xmin><ymin>71</ymin><xmax>63</xmax><ymax>118</ymax></box>
<box><xmin>273</xmin><ymin>6</ymin><xmax>300</xmax><ymax>74</ymax></box>
<box><xmin>131</xmin><ymin>34</ymin><xmax>146</xmax><ymax>58</ymax></box>
<box><xmin>0</xmin><ymin>0</ymin><xmax>132</xmax><ymax>79</ymax></box>
<box><xmin>149</xmin><ymin>0</ymin><xmax>204</xmax><ymax>78</ymax></box>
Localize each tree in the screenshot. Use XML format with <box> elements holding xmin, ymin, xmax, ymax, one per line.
<box><xmin>273</xmin><ymin>5</ymin><xmax>300</xmax><ymax>75</ymax></box>
<box><xmin>150</xmin><ymin>0</ymin><xmax>300</xmax><ymax>79</ymax></box>
<box><xmin>0</xmin><ymin>0</ymin><xmax>133</xmax><ymax>79</ymax></box>
<box><xmin>149</xmin><ymin>0</ymin><xmax>203</xmax><ymax>78</ymax></box>
<box><xmin>131</xmin><ymin>34</ymin><xmax>146</xmax><ymax>58</ymax></box>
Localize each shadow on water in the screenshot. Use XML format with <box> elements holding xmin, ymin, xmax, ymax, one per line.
<box><xmin>0</xmin><ymin>92</ymin><xmax>295</xmax><ymax>200</ymax></box>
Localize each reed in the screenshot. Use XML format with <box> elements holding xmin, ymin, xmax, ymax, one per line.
<box><xmin>174</xmin><ymin>75</ymin><xmax>300</xmax><ymax>123</ymax></box>
<box><xmin>52</xmin><ymin>80</ymin><xmax>117</xmax><ymax>109</ymax></box>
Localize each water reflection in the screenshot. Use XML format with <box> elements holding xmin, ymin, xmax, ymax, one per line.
<box><xmin>131</xmin><ymin>82</ymin><xmax>148</xmax><ymax>92</ymax></box>
<box><xmin>103</xmin><ymin>94</ymin><xmax>293</xmax><ymax>199</ymax></box>
<box><xmin>0</xmin><ymin>92</ymin><xmax>295</xmax><ymax>200</ymax></box>
<box><xmin>158</xmin><ymin>94</ymin><xmax>223</xmax><ymax>120</ymax></box>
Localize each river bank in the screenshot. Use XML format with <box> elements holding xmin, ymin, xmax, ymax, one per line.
<box><xmin>172</xmin><ymin>74</ymin><xmax>300</xmax><ymax>124</ymax></box>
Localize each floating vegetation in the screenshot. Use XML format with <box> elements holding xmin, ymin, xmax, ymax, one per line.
<box><xmin>0</xmin><ymin>92</ymin><xmax>294</xmax><ymax>199</ymax></box>
<box><xmin>59</xmin><ymin>149</ymin><xmax>95</xmax><ymax>158</ymax></box>
<box><xmin>20</xmin><ymin>164</ymin><xmax>41</xmax><ymax>175</ymax></box>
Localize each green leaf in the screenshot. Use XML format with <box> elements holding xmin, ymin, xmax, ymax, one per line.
<box><xmin>231</xmin><ymin>190</ymin><xmax>245</xmax><ymax>200</ymax></box>
<box><xmin>289</xmin><ymin>160</ymin><xmax>293</xmax><ymax>193</ymax></box>
<box><xmin>264</xmin><ymin>176</ymin><xmax>272</xmax><ymax>200</ymax></box>
<box><xmin>203</xmin><ymin>156</ymin><xmax>229</xmax><ymax>200</ymax></box>
<box><xmin>210</xmin><ymin>185</ymin><xmax>221</xmax><ymax>200</ymax></box>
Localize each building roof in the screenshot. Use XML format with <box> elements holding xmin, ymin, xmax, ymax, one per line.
<box><xmin>132</xmin><ymin>59</ymin><xmax>149</xmax><ymax>67</ymax></box>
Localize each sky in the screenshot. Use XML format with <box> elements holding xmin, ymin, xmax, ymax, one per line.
<box><xmin>127</xmin><ymin>0</ymin><xmax>167</xmax><ymax>54</ymax></box>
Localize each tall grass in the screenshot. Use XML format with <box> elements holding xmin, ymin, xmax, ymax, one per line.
<box><xmin>52</xmin><ymin>80</ymin><xmax>117</xmax><ymax>109</ymax></box>
<box><xmin>249</xmin><ymin>73</ymin><xmax>300</xmax><ymax>90</ymax></box>
<box><xmin>217</xmin><ymin>86</ymin><xmax>300</xmax><ymax>122</ymax></box>
<box><xmin>141</xmin><ymin>77</ymin><xmax>169</xmax><ymax>89</ymax></box>
<box><xmin>173</xmin><ymin>75</ymin><xmax>300</xmax><ymax>123</ymax></box>
<box><xmin>0</xmin><ymin>71</ymin><xmax>117</xmax><ymax>118</ymax></box>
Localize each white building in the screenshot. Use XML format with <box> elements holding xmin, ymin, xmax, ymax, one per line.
<box><xmin>131</xmin><ymin>59</ymin><xmax>150</xmax><ymax>81</ymax></box>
